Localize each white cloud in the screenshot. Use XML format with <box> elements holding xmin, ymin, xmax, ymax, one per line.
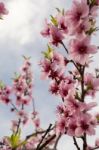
<box><xmin>0</xmin><ymin>0</ymin><xmax>71</xmax><ymax>45</ymax></box>
<box><xmin>0</xmin><ymin>1</ymin><xmax>42</xmax><ymax>44</ymax></box>
<box><xmin>0</xmin><ymin>0</ymin><xmax>45</xmax><ymax>44</ymax></box>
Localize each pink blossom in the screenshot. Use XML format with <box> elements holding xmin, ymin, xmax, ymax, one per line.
<box><xmin>49</xmin><ymin>68</ymin><xmax>64</xmax><ymax>80</ymax></box>
<box><xmin>69</xmin><ymin>37</ymin><xmax>97</xmax><ymax>65</ymax></box>
<box><xmin>25</xmin><ymin>137</ymin><xmax>39</xmax><ymax>150</ymax></box>
<box><xmin>17</xmin><ymin>110</ymin><xmax>27</xmax><ymax>118</ymax></box>
<box><xmin>84</xmin><ymin>73</ymin><xmax>99</xmax><ymax>97</ymax></box>
<box><xmin>0</xmin><ymin>0</ymin><xmax>99</xmax><ymax>149</ymax></box>
<box><xmin>90</xmin><ymin>6</ymin><xmax>99</xmax><ymax>17</ymax></box>
<box><xmin>41</xmin><ymin>19</ymin><xmax>51</xmax><ymax>37</ymax></box>
<box><xmin>33</xmin><ymin>118</ymin><xmax>40</xmax><ymax>129</ymax></box>
<box><xmin>71</xmin><ymin>19</ymin><xmax>90</xmax><ymax>38</ymax></box>
<box><xmin>56</xmin><ymin>117</ymin><xmax>66</xmax><ymax>134</ymax></box>
<box><xmin>75</xmin><ymin>113</ymin><xmax>96</xmax><ymax>137</ymax></box>
<box><xmin>53</xmin><ymin>51</ymin><xmax>66</xmax><ymax>66</ymax></box>
<box><xmin>49</xmin><ymin>25</ymin><xmax>64</xmax><ymax>46</ymax></box>
<box><xmin>40</xmin><ymin>59</ymin><xmax>52</xmax><ymax>79</ymax></box>
<box><xmin>67</xmin><ymin>118</ymin><xmax>78</xmax><ymax>136</ymax></box>
<box><xmin>0</xmin><ymin>85</ymin><xmax>11</xmax><ymax>104</ymax></box>
<box><xmin>22</xmin><ymin>116</ymin><xmax>28</xmax><ymax>125</ymax></box>
<box><xmin>56</xmin><ymin>13</ymin><xmax>70</xmax><ymax>34</ymax></box>
<box><xmin>41</xmin><ymin>21</ymin><xmax>65</xmax><ymax>46</ymax></box>
<box><xmin>56</xmin><ymin>104</ymin><xmax>64</xmax><ymax>114</ymax></box>
<box><xmin>0</xmin><ymin>2</ymin><xmax>8</xmax><ymax>16</ymax></box>
<box><xmin>40</xmin><ymin>53</ymin><xmax>66</xmax><ymax>81</ymax></box>
<box><xmin>66</xmin><ymin>0</ymin><xmax>89</xmax><ymax>26</ymax></box>
<box><xmin>11</xmin><ymin>120</ymin><xmax>18</xmax><ymax>132</ymax></box>
<box><xmin>59</xmin><ymin>80</ymin><xmax>73</xmax><ymax>98</ymax></box>
<box><xmin>17</xmin><ymin>110</ymin><xmax>28</xmax><ymax>125</ymax></box>
<box><xmin>49</xmin><ymin>81</ymin><xmax>59</xmax><ymax>95</ymax></box>
<box><xmin>66</xmin><ymin>95</ymin><xmax>85</xmax><ymax>112</ymax></box>
<box><xmin>13</xmin><ymin>58</ymin><xmax>33</xmax><ymax>106</ymax></box>
<box><xmin>32</xmin><ymin>111</ymin><xmax>38</xmax><ymax>118</ymax></box>
<box><xmin>84</xmin><ymin>102</ymin><xmax>97</xmax><ymax>111</ymax></box>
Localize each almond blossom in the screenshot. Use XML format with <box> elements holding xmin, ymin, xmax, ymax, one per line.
<box><xmin>66</xmin><ymin>0</ymin><xmax>89</xmax><ymax>26</ymax></box>
<box><xmin>69</xmin><ymin>37</ymin><xmax>97</xmax><ymax>65</ymax></box>
<box><xmin>41</xmin><ymin>19</ymin><xmax>51</xmax><ymax>37</ymax></box>
<box><xmin>49</xmin><ymin>25</ymin><xmax>64</xmax><ymax>46</ymax></box>
<box><xmin>0</xmin><ymin>0</ymin><xmax>99</xmax><ymax>150</ymax></box>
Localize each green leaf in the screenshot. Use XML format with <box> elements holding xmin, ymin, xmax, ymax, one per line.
<box><xmin>50</xmin><ymin>15</ymin><xmax>58</xmax><ymax>26</ymax></box>
<box><xmin>42</xmin><ymin>45</ymin><xmax>54</xmax><ymax>60</ymax></box>
<box><xmin>0</xmin><ymin>81</ymin><xmax>5</xmax><ymax>89</ymax></box>
<box><xmin>8</xmin><ymin>129</ymin><xmax>21</xmax><ymax>148</ymax></box>
<box><xmin>91</xmin><ymin>0</ymin><xmax>97</xmax><ymax>5</ymax></box>
<box><xmin>86</xmin><ymin>27</ymin><xmax>96</xmax><ymax>35</ymax></box>
<box><xmin>75</xmin><ymin>92</ymin><xmax>81</xmax><ymax>101</ymax></box>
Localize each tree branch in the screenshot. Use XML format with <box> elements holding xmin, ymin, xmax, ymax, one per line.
<box><xmin>91</xmin><ymin>146</ymin><xmax>99</xmax><ymax>150</ymax></box>
<box><xmin>26</xmin><ymin>125</ymin><xmax>55</xmax><ymax>141</ymax></box>
<box><xmin>53</xmin><ymin>133</ymin><xmax>61</xmax><ymax>150</ymax></box>
<box><xmin>73</xmin><ymin>137</ymin><xmax>80</xmax><ymax>150</ymax></box>
<box><xmin>36</xmin><ymin>124</ymin><xmax>53</xmax><ymax>149</ymax></box>
<box><xmin>37</xmin><ymin>134</ymin><xmax>56</xmax><ymax>150</ymax></box>
<box><xmin>60</xmin><ymin>41</ymin><xmax>68</xmax><ymax>54</ymax></box>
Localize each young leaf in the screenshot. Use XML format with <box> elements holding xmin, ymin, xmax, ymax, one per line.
<box><xmin>50</xmin><ymin>15</ymin><xmax>58</xmax><ymax>26</ymax></box>
<box><xmin>42</xmin><ymin>45</ymin><xmax>54</xmax><ymax>60</ymax></box>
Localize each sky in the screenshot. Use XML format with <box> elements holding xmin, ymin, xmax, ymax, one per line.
<box><xmin>0</xmin><ymin>0</ymin><xmax>99</xmax><ymax>150</ymax></box>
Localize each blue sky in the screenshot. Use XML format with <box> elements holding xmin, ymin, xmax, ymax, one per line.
<box><xmin>0</xmin><ymin>0</ymin><xmax>99</xmax><ymax>149</ymax></box>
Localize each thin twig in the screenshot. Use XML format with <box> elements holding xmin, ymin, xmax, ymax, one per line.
<box><xmin>73</xmin><ymin>137</ymin><xmax>80</xmax><ymax>150</ymax></box>
<box><xmin>81</xmin><ymin>66</ymin><xmax>85</xmax><ymax>102</ymax></box>
<box><xmin>26</xmin><ymin>125</ymin><xmax>55</xmax><ymax>141</ymax></box>
<box><xmin>91</xmin><ymin>146</ymin><xmax>99</xmax><ymax>150</ymax></box>
<box><xmin>36</xmin><ymin>124</ymin><xmax>52</xmax><ymax>149</ymax></box>
<box><xmin>15</xmin><ymin>118</ymin><xmax>21</xmax><ymax>135</ymax></box>
<box><xmin>70</xmin><ymin>60</ymin><xmax>81</xmax><ymax>74</ymax></box>
<box><xmin>60</xmin><ymin>41</ymin><xmax>68</xmax><ymax>54</ymax></box>
<box><xmin>53</xmin><ymin>133</ymin><xmax>61</xmax><ymax>150</ymax></box>
<box><xmin>38</xmin><ymin>134</ymin><xmax>56</xmax><ymax>150</ymax></box>
<box><xmin>10</xmin><ymin>102</ymin><xmax>18</xmax><ymax>112</ymax></box>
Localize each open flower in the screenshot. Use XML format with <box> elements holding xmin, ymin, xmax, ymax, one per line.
<box><xmin>69</xmin><ymin>37</ymin><xmax>97</xmax><ymax>65</ymax></box>
<box><xmin>56</xmin><ymin>13</ymin><xmax>70</xmax><ymax>34</ymax></box>
<box><xmin>41</xmin><ymin>19</ymin><xmax>51</xmax><ymax>37</ymax></box>
<box><xmin>75</xmin><ymin>113</ymin><xmax>96</xmax><ymax>137</ymax></box>
<box><xmin>71</xmin><ymin>19</ymin><xmax>90</xmax><ymax>38</ymax></box>
<box><xmin>67</xmin><ymin>118</ymin><xmax>78</xmax><ymax>136</ymax></box>
<box><xmin>66</xmin><ymin>0</ymin><xmax>89</xmax><ymax>26</ymax></box>
<box><xmin>56</xmin><ymin>116</ymin><xmax>67</xmax><ymax>134</ymax></box>
<box><xmin>49</xmin><ymin>25</ymin><xmax>64</xmax><ymax>46</ymax></box>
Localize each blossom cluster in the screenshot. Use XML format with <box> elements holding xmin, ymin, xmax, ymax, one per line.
<box><xmin>0</xmin><ymin>57</ymin><xmax>55</xmax><ymax>150</ymax></box>
<box><xmin>40</xmin><ymin>0</ymin><xmax>99</xmax><ymax>149</ymax></box>
<box><xmin>0</xmin><ymin>0</ymin><xmax>99</xmax><ymax>150</ymax></box>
